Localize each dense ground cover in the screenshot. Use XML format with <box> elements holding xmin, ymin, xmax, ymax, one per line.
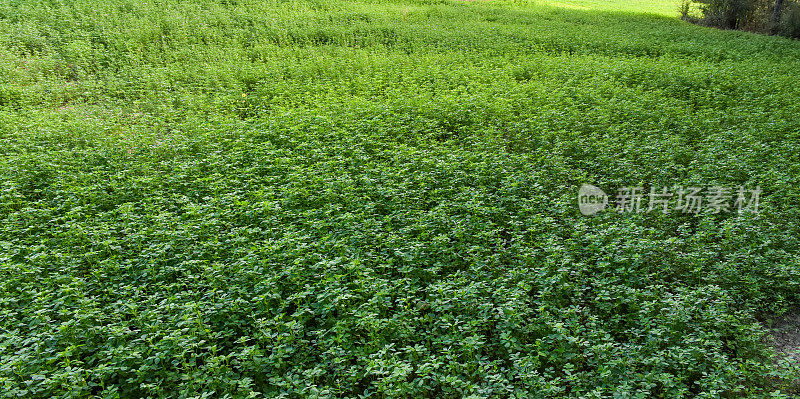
<box><xmin>2</xmin><ymin>0</ymin><xmax>800</xmax><ymax>397</ymax></box>
<box><xmin>531</xmin><ymin>0</ymin><xmax>680</xmax><ymax>15</ymax></box>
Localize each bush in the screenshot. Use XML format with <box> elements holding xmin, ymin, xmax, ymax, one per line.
<box><xmin>685</xmin><ymin>0</ymin><xmax>800</xmax><ymax>37</ymax></box>
<box><xmin>779</xmin><ymin>2</ymin><xmax>800</xmax><ymax>36</ymax></box>
<box><xmin>695</xmin><ymin>0</ymin><xmax>757</xmax><ymax>28</ymax></box>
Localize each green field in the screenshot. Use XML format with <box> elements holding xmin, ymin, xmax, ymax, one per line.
<box><xmin>2</xmin><ymin>0</ymin><xmax>800</xmax><ymax>397</ymax></box>
<box><xmin>533</xmin><ymin>0</ymin><xmax>681</xmax><ymax>15</ymax></box>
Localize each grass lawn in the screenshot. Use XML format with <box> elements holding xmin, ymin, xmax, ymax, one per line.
<box><xmin>536</xmin><ymin>0</ymin><xmax>682</xmax><ymax>16</ymax></box>
<box><xmin>1</xmin><ymin>0</ymin><xmax>800</xmax><ymax>397</ymax></box>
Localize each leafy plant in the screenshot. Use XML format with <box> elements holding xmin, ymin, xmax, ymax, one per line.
<box><xmin>1</xmin><ymin>0</ymin><xmax>799</xmax><ymax>397</ymax></box>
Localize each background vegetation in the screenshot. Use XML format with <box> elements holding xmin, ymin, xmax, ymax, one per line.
<box><xmin>1</xmin><ymin>0</ymin><xmax>800</xmax><ymax>397</ymax></box>
<box><xmin>683</xmin><ymin>0</ymin><xmax>800</xmax><ymax>37</ymax></box>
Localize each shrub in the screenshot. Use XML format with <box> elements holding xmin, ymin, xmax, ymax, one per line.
<box><xmin>694</xmin><ymin>0</ymin><xmax>757</xmax><ymax>28</ymax></box>
<box><xmin>685</xmin><ymin>0</ymin><xmax>800</xmax><ymax>37</ymax></box>
<box><xmin>779</xmin><ymin>1</ymin><xmax>800</xmax><ymax>36</ymax></box>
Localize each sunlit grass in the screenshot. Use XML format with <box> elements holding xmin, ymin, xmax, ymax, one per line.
<box><xmin>531</xmin><ymin>0</ymin><xmax>682</xmax><ymax>15</ymax></box>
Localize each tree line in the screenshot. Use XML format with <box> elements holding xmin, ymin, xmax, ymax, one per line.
<box><xmin>682</xmin><ymin>0</ymin><xmax>800</xmax><ymax>38</ymax></box>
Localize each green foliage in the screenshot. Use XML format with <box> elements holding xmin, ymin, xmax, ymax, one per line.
<box><xmin>778</xmin><ymin>1</ymin><xmax>800</xmax><ymax>37</ymax></box>
<box><xmin>692</xmin><ymin>0</ymin><xmax>757</xmax><ymax>28</ymax></box>
<box><xmin>685</xmin><ymin>0</ymin><xmax>800</xmax><ymax>37</ymax></box>
<box><xmin>1</xmin><ymin>0</ymin><xmax>800</xmax><ymax>397</ymax></box>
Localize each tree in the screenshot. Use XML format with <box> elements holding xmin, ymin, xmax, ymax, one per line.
<box><xmin>772</xmin><ymin>0</ymin><xmax>785</xmax><ymax>33</ymax></box>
